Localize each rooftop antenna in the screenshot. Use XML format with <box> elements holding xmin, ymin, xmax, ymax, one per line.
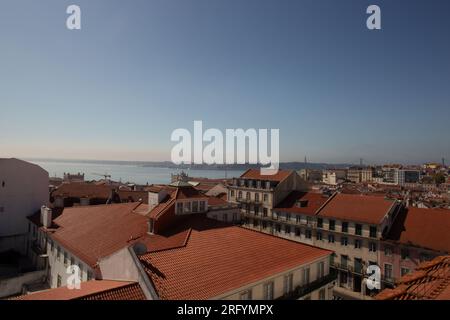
<box><xmin>360</xmin><ymin>158</ymin><xmax>363</xmax><ymax>167</ymax></box>
<box><xmin>442</xmin><ymin>157</ymin><xmax>445</xmax><ymax>167</ymax></box>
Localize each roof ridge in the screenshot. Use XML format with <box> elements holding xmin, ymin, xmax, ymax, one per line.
<box><xmin>61</xmin><ymin>201</ymin><xmax>139</xmax><ymax>211</ymax></box>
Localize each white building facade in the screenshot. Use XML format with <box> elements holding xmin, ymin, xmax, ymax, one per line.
<box><xmin>0</xmin><ymin>159</ymin><xmax>48</xmax><ymax>254</ymax></box>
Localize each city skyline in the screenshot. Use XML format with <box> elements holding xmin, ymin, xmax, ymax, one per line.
<box><xmin>1</xmin><ymin>0</ymin><xmax>450</xmax><ymax>164</ymax></box>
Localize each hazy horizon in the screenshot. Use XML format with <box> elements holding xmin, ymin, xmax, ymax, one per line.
<box><xmin>17</xmin><ymin>156</ymin><xmax>444</xmax><ymax>167</ymax></box>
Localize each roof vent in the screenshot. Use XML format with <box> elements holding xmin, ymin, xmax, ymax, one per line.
<box><xmin>132</xmin><ymin>242</ymin><xmax>147</xmax><ymax>255</ymax></box>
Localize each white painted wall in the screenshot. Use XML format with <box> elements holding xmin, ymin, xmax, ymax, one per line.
<box><xmin>98</xmin><ymin>247</ymin><xmax>139</xmax><ymax>282</ymax></box>
<box><xmin>0</xmin><ymin>159</ymin><xmax>48</xmax><ymax>239</ymax></box>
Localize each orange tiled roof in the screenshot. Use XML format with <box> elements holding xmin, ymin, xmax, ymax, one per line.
<box><xmin>376</xmin><ymin>256</ymin><xmax>450</xmax><ymax>300</ymax></box>
<box><xmin>12</xmin><ymin>280</ymin><xmax>145</xmax><ymax>300</ymax></box>
<box><xmin>174</xmin><ymin>185</ymin><xmax>208</xmax><ymax>200</ymax></box>
<box><xmin>274</xmin><ymin>191</ymin><xmax>329</xmax><ymax>216</ymax></box>
<box><xmin>385</xmin><ymin>207</ymin><xmax>450</xmax><ymax>252</ymax></box>
<box><xmin>139</xmin><ymin>216</ymin><xmax>332</xmax><ymax>300</ymax></box>
<box><xmin>317</xmin><ymin>193</ymin><xmax>396</xmax><ymax>224</ymax></box>
<box><xmin>50</xmin><ymin>203</ymin><xmax>148</xmax><ymax>267</ymax></box>
<box><xmin>117</xmin><ymin>190</ymin><xmax>149</xmax><ymax>204</ymax></box>
<box><xmin>240</xmin><ymin>169</ymin><xmax>292</xmax><ymax>182</ymax></box>
<box><xmin>51</xmin><ymin>182</ymin><xmax>112</xmax><ymax>199</ymax></box>
<box><xmin>206</xmin><ymin>195</ymin><xmax>230</xmax><ymax>207</ymax></box>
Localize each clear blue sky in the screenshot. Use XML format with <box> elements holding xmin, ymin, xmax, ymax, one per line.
<box><xmin>1</xmin><ymin>0</ymin><xmax>449</xmax><ymax>164</ymax></box>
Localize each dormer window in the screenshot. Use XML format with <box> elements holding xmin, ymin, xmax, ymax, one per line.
<box><xmin>296</xmin><ymin>200</ymin><xmax>308</xmax><ymax>208</ymax></box>
<box><xmin>184</xmin><ymin>202</ymin><xmax>191</xmax><ymax>213</ymax></box>
<box><xmin>265</xmin><ymin>181</ymin><xmax>271</xmax><ymax>189</ymax></box>
<box><xmin>257</xmin><ymin>181</ymin><xmax>261</xmax><ymax>189</ymax></box>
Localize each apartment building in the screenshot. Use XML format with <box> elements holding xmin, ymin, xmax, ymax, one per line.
<box><xmin>322</xmin><ymin>169</ymin><xmax>347</xmax><ymax>185</ymax></box>
<box><xmin>245</xmin><ymin>190</ymin><xmax>402</xmax><ymax>300</ymax></box>
<box><xmin>21</xmin><ymin>180</ymin><xmax>334</xmax><ymax>300</ymax></box>
<box><xmin>314</xmin><ymin>194</ymin><xmax>400</xmax><ymax>299</ymax></box>
<box><xmin>379</xmin><ymin>207</ymin><xmax>450</xmax><ymax>284</ymax></box>
<box><xmin>347</xmin><ymin>166</ymin><xmax>373</xmax><ymax>183</ymax></box>
<box><xmin>0</xmin><ymin>159</ymin><xmax>48</xmax><ymax>254</ymax></box>
<box><xmin>227</xmin><ymin>169</ymin><xmax>307</xmax><ymax>230</ymax></box>
<box><xmin>382</xmin><ymin>167</ymin><xmax>421</xmax><ymax>185</ymax></box>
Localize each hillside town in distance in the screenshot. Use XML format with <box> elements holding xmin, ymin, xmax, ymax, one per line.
<box><xmin>0</xmin><ymin>158</ymin><xmax>449</xmax><ymax>300</ymax></box>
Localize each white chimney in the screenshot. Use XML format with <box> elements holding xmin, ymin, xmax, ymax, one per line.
<box><xmin>40</xmin><ymin>205</ymin><xmax>52</xmax><ymax>228</ymax></box>
<box><xmin>148</xmin><ymin>189</ymin><xmax>168</xmax><ymax>208</ymax></box>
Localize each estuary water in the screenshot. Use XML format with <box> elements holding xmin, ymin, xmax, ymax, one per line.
<box><xmin>29</xmin><ymin>160</ymin><xmax>243</xmax><ymax>185</ymax></box>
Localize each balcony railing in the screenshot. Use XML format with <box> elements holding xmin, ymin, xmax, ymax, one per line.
<box><xmin>331</xmin><ymin>262</ymin><xmax>368</xmax><ymax>275</ymax></box>
<box><xmin>277</xmin><ymin>272</ymin><xmax>337</xmax><ymax>300</ymax></box>
<box><xmin>236</xmin><ymin>198</ymin><xmax>264</xmax><ymax>205</ymax></box>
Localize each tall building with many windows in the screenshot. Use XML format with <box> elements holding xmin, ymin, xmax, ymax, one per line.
<box><xmin>227</xmin><ymin>169</ymin><xmax>307</xmax><ymax>230</ymax></box>
<box><xmin>235</xmin><ymin>185</ymin><xmax>403</xmax><ymax>300</ymax></box>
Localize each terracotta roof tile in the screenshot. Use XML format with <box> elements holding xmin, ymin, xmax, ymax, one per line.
<box><xmin>385</xmin><ymin>207</ymin><xmax>450</xmax><ymax>252</ymax></box>
<box><xmin>12</xmin><ymin>280</ymin><xmax>145</xmax><ymax>300</ymax></box>
<box><xmin>274</xmin><ymin>191</ymin><xmax>329</xmax><ymax>216</ymax></box>
<box><xmin>376</xmin><ymin>256</ymin><xmax>450</xmax><ymax>300</ymax></box>
<box><xmin>317</xmin><ymin>193</ymin><xmax>396</xmax><ymax>224</ymax></box>
<box><xmin>50</xmin><ymin>203</ymin><xmax>148</xmax><ymax>267</ymax></box>
<box><xmin>117</xmin><ymin>190</ymin><xmax>149</xmax><ymax>204</ymax></box>
<box><xmin>240</xmin><ymin>169</ymin><xmax>292</xmax><ymax>182</ymax></box>
<box><xmin>139</xmin><ymin>216</ymin><xmax>332</xmax><ymax>300</ymax></box>
<box><xmin>51</xmin><ymin>183</ymin><xmax>112</xmax><ymax>199</ymax></box>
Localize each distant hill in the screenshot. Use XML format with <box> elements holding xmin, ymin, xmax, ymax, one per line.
<box><xmin>25</xmin><ymin>158</ymin><xmax>350</xmax><ymax>171</ymax></box>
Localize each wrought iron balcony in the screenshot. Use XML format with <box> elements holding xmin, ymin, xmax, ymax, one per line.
<box><xmin>277</xmin><ymin>272</ymin><xmax>337</xmax><ymax>300</ymax></box>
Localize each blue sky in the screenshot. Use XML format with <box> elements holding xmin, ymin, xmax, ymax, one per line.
<box><xmin>0</xmin><ymin>0</ymin><xmax>449</xmax><ymax>164</ymax></box>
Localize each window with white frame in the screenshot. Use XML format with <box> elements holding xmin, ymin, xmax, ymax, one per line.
<box><xmin>184</xmin><ymin>201</ymin><xmax>191</xmax><ymax>213</ymax></box>
<box><xmin>192</xmin><ymin>201</ymin><xmax>199</xmax><ymax>213</ymax></box>
<box><xmin>263</xmin><ymin>281</ymin><xmax>274</xmax><ymax>300</ymax></box>
<box><xmin>283</xmin><ymin>273</ymin><xmax>294</xmax><ymax>294</ymax></box>
<box><xmin>303</xmin><ymin>268</ymin><xmax>310</xmax><ymax>285</ymax></box>
<box><xmin>318</xmin><ymin>261</ymin><xmax>325</xmax><ymax>278</ymax></box>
